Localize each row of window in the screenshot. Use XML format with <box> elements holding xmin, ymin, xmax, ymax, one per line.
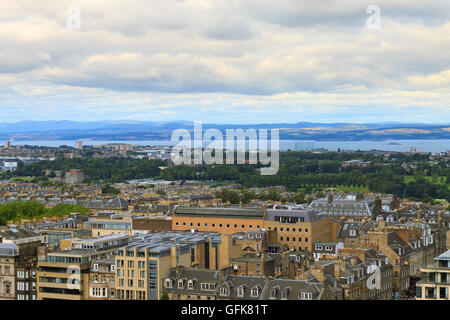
<box><xmin>17</xmin><ymin>294</ymin><xmax>36</xmax><ymax>300</ymax></box>
<box><xmin>280</xmin><ymin>236</ymin><xmax>308</xmax><ymax>242</ymax></box>
<box><xmin>90</xmin><ymin>287</ymin><xmax>108</xmax><ymax>297</ymax></box>
<box><xmin>117</xmin><ymin>260</ymin><xmax>146</xmax><ymax>268</ymax></box>
<box><xmin>116</xmin><ymin>289</ymin><xmax>147</xmax><ymax>300</ymax></box>
<box><xmin>268</xmin><ymin>227</ymin><xmax>309</xmax><ymax>233</ymax></box>
<box><xmin>117</xmin><ymin>269</ymin><xmax>146</xmax><ymax>278</ymax></box>
<box><xmin>175</xmin><ymin>221</ymin><xmax>261</xmax><ymax>229</ymax></box>
<box><xmin>16</xmin><ymin>281</ymin><xmax>36</xmax><ymax>291</ymax></box>
<box><xmin>17</xmin><ymin>271</ymin><xmax>35</xmax><ymax>279</ymax></box>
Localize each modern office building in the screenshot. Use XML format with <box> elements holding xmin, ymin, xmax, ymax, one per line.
<box><xmin>416</xmin><ymin>250</ymin><xmax>450</xmax><ymax>300</ymax></box>
<box><xmin>172</xmin><ymin>207</ymin><xmax>266</xmax><ymax>233</ymax></box>
<box><xmin>263</xmin><ymin>208</ymin><xmax>335</xmax><ymax>251</ymax></box>
<box><xmin>36</xmin><ymin>234</ymin><xmax>131</xmax><ymax>300</ymax></box>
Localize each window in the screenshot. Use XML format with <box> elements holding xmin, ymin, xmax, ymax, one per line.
<box><xmin>269</xmin><ymin>287</ymin><xmax>279</xmax><ymax>299</ymax></box>
<box><xmin>300</xmin><ymin>292</ymin><xmax>312</xmax><ymax>300</ymax></box>
<box><xmin>164</xmin><ymin>279</ymin><xmax>173</xmax><ymax>288</ymax></box>
<box><xmin>200</xmin><ymin>283</ymin><xmax>216</xmax><ymax>291</ymax></box>
<box><xmin>237</xmin><ymin>286</ymin><xmax>245</xmax><ymax>297</ymax></box>
<box><xmin>282</xmin><ymin>287</ymin><xmax>291</xmax><ymax>300</ymax></box>
<box><xmin>188</xmin><ymin>279</ymin><xmax>196</xmax><ymax>290</ymax></box>
<box><xmin>220</xmin><ymin>287</ymin><xmax>228</xmax><ymax>296</ymax></box>
<box><xmin>250</xmin><ymin>287</ymin><xmax>260</xmax><ymax>297</ymax></box>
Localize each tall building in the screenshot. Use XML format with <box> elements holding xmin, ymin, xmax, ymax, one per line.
<box><xmin>3</xmin><ymin>141</ymin><xmax>10</xmax><ymax>149</ymax></box>
<box><xmin>416</xmin><ymin>250</ymin><xmax>450</xmax><ymax>300</ymax></box>
<box><xmin>37</xmin><ymin>234</ymin><xmax>131</xmax><ymax>300</ymax></box>
<box><xmin>0</xmin><ymin>244</ymin><xmax>18</xmax><ymax>300</ymax></box>
<box><xmin>75</xmin><ymin>141</ymin><xmax>83</xmax><ymax>150</ymax></box>
<box><xmin>115</xmin><ymin>236</ymin><xmax>191</xmax><ymax>300</ymax></box>
<box><xmin>64</xmin><ymin>169</ymin><xmax>84</xmax><ymax>184</ymax></box>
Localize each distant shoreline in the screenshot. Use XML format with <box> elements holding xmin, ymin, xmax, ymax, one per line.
<box><xmin>6</xmin><ymin>139</ymin><xmax>450</xmax><ymax>153</ymax></box>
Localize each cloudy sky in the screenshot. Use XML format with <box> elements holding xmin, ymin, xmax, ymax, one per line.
<box><xmin>1</xmin><ymin>0</ymin><xmax>449</xmax><ymax>123</ymax></box>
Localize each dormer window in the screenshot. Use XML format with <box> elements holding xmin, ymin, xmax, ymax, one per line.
<box><xmin>237</xmin><ymin>286</ymin><xmax>245</xmax><ymax>298</ymax></box>
<box><xmin>164</xmin><ymin>279</ymin><xmax>173</xmax><ymax>288</ymax></box>
<box><xmin>282</xmin><ymin>287</ymin><xmax>291</xmax><ymax>300</ymax></box>
<box><xmin>93</xmin><ymin>264</ymin><xmax>99</xmax><ymax>271</ymax></box>
<box><xmin>219</xmin><ymin>286</ymin><xmax>228</xmax><ymax>296</ymax></box>
<box><xmin>178</xmin><ymin>279</ymin><xmax>185</xmax><ymax>289</ymax></box>
<box><xmin>188</xmin><ymin>279</ymin><xmax>196</xmax><ymax>290</ymax></box>
<box><xmin>300</xmin><ymin>292</ymin><xmax>313</xmax><ymax>300</ymax></box>
<box><xmin>269</xmin><ymin>286</ymin><xmax>279</xmax><ymax>299</ymax></box>
<box><xmin>349</xmin><ymin>230</ymin><xmax>356</xmax><ymax>236</ymax></box>
<box><xmin>250</xmin><ymin>287</ymin><xmax>260</xmax><ymax>297</ymax></box>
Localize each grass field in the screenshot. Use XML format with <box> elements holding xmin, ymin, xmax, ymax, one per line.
<box><xmin>404</xmin><ymin>176</ymin><xmax>448</xmax><ymax>185</ymax></box>
<box><xmin>10</xmin><ymin>177</ymin><xmax>34</xmax><ymax>181</ymax></box>
<box><xmin>334</xmin><ymin>185</ymin><xmax>370</xmax><ymax>193</ymax></box>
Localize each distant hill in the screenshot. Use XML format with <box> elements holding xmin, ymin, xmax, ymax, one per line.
<box><xmin>0</xmin><ymin>120</ymin><xmax>449</xmax><ymax>141</ymax></box>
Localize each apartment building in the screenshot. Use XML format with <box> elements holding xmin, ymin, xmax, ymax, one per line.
<box><xmin>37</xmin><ymin>234</ymin><xmax>131</xmax><ymax>300</ymax></box>
<box><xmin>360</xmin><ymin>229</ymin><xmax>412</xmax><ymax>296</ymax></box>
<box><xmin>115</xmin><ymin>238</ymin><xmax>191</xmax><ymax>300</ymax></box>
<box><xmin>0</xmin><ymin>244</ymin><xmax>17</xmax><ymax>300</ymax></box>
<box><xmin>336</xmin><ymin>248</ymin><xmax>393</xmax><ymax>300</ymax></box>
<box><xmin>85</xmin><ymin>214</ymin><xmax>133</xmax><ymax>237</ymax></box>
<box><xmin>416</xmin><ymin>250</ymin><xmax>450</xmax><ymax>300</ymax></box>
<box><xmin>162</xmin><ymin>266</ymin><xmax>343</xmax><ymax>300</ymax></box>
<box><xmin>162</xmin><ymin>266</ymin><xmax>226</xmax><ymax>300</ymax></box>
<box><xmin>88</xmin><ymin>258</ymin><xmax>116</xmax><ymax>300</ymax></box>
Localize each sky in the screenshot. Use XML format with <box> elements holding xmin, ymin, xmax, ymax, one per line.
<box><xmin>0</xmin><ymin>0</ymin><xmax>449</xmax><ymax>124</ymax></box>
